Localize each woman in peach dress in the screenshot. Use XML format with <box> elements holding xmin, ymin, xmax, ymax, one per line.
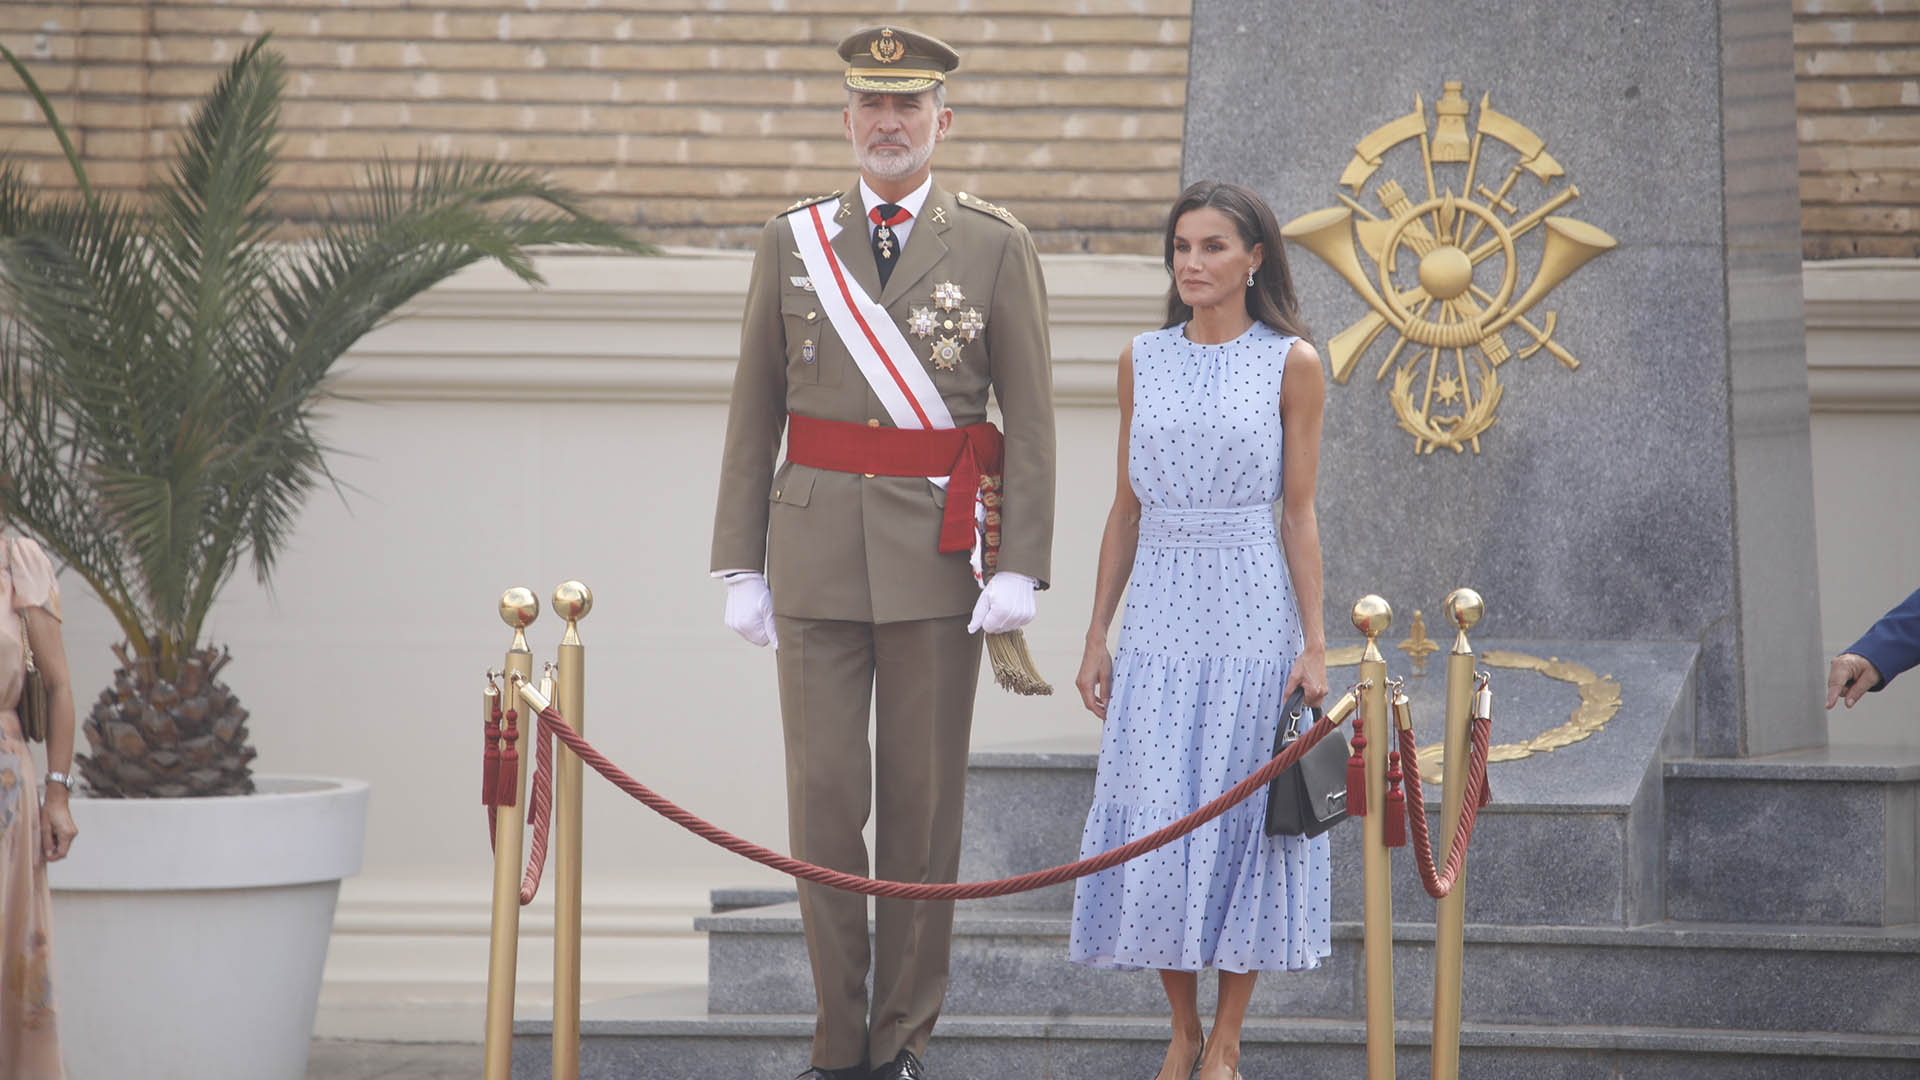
<box><xmin>1</xmin><ymin>493</ymin><xmax>79</xmax><ymax>1079</ymax></box>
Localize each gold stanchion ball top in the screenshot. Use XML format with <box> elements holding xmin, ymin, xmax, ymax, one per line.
<box><xmin>1351</xmin><ymin>594</ymin><xmax>1393</xmax><ymax>639</ymax></box>
<box><xmin>552</xmin><ymin>580</ymin><xmax>593</xmax><ymax>621</ymax></box>
<box><xmin>499</xmin><ymin>587</ymin><xmax>540</xmax><ymax>628</ymax></box>
<box><xmin>1444</xmin><ymin>588</ymin><xmax>1485</xmax><ymax>631</ymax></box>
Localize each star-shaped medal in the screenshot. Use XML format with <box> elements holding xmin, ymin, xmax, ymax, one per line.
<box><xmin>958</xmin><ymin>307</ymin><xmax>984</xmax><ymax>342</ymax></box>
<box><xmin>933</xmin><ymin>281</ymin><xmax>965</xmax><ymax>311</ymax></box>
<box><xmin>931</xmin><ymin>335</ymin><xmax>964</xmax><ymax>372</ymax></box>
<box><xmin>908</xmin><ymin>306</ymin><xmax>937</xmax><ymax>338</ymax></box>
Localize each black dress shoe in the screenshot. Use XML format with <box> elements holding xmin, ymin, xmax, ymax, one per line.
<box><xmin>872</xmin><ymin>1049</ymin><xmax>925</xmax><ymax>1080</ymax></box>
<box><xmin>794</xmin><ymin>1065</ymin><xmax>868</xmax><ymax>1080</ymax></box>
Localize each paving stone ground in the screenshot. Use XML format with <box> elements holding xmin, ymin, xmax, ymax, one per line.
<box><xmin>306</xmin><ymin>1041</ymin><xmax>481</xmax><ymax>1080</ymax></box>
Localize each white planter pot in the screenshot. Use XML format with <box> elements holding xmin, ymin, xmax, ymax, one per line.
<box><xmin>46</xmin><ymin>775</ymin><xmax>370</xmax><ymax>1080</ymax></box>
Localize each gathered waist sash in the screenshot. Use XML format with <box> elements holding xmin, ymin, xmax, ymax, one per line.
<box><xmin>785</xmin><ymin>412</ymin><xmax>1003</xmax><ymax>556</ymax></box>
<box><xmin>1137</xmin><ymin>505</ymin><xmax>1276</xmax><ymax>548</ymax></box>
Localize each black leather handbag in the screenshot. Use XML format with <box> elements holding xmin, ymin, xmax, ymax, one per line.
<box><xmin>1263</xmin><ymin>686</ymin><xmax>1350</xmax><ymax>838</ymax></box>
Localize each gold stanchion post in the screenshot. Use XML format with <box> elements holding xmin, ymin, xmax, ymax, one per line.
<box><xmin>1430</xmin><ymin>588</ymin><xmax>1484</xmax><ymax>1080</ymax></box>
<box><xmin>1354</xmin><ymin>595</ymin><xmax>1396</xmax><ymax>1080</ymax></box>
<box><xmin>550</xmin><ymin>581</ymin><xmax>591</xmax><ymax>1080</ymax></box>
<box><xmin>484</xmin><ymin>588</ymin><xmax>539</xmax><ymax>1080</ymax></box>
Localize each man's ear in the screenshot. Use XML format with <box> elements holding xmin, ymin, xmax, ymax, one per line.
<box><xmin>935</xmin><ymin>107</ymin><xmax>953</xmax><ymax>142</ymax></box>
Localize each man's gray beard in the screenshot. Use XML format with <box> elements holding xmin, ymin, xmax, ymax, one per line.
<box><xmin>856</xmin><ymin>134</ymin><xmax>935</xmax><ymax>182</ymax></box>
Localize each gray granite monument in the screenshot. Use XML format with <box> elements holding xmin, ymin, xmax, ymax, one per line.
<box><xmin>1183</xmin><ymin>0</ymin><xmax>1823</xmax><ymax>760</ymax></box>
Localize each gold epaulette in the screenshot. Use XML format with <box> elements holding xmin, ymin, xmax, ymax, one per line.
<box><xmin>956</xmin><ymin>191</ymin><xmax>1021</xmax><ymax>227</ymax></box>
<box><xmin>782</xmin><ymin>191</ymin><xmax>842</xmax><ymax>214</ymax></box>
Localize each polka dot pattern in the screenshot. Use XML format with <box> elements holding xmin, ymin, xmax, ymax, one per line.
<box><xmin>1068</xmin><ymin>322</ymin><xmax>1332</xmax><ymax>974</ymax></box>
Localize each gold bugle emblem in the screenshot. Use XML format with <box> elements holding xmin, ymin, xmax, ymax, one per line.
<box><xmin>1282</xmin><ymin>81</ymin><xmax>1616</xmax><ymax>456</ymax></box>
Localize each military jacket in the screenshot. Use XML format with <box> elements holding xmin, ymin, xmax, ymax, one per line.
<box><xmin>711</xmin><ymin>182</ymin><xmax>1056</xmax><ymax>623</ymax></box>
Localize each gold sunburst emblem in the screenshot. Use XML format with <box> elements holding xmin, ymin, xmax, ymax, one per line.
<box><xmin>1282</xmin><ymin>81</ymin><xmax>1617</xmax><ymax>455</ymax></box>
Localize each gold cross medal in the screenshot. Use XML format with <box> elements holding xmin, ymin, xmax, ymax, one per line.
<box><xmin>876</xmin><ymin>226</ymin><xmax>895</xmax><ymax>259</ymax></box>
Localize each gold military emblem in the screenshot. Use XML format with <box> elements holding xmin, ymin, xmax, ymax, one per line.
<box><xmin>1282</xmin><ymin>80</ymin><xmax>1616</xmax><ymax>455</ymax></box>
<box><xmin>870</xmin><ymin>28</ymin><xmax>905</xmax><ymax>64</ymax></box>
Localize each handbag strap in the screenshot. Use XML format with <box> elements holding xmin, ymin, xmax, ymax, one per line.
<box><xmin>4</xmin><ymin>536</ymin><xmax>33</xmax><ymax>672</ymax></box>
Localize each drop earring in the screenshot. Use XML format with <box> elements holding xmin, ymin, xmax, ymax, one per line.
<box><xmin>1246</xmin><ymin>266</ymin><xmax>1256</xmax><ymax>287</ymax></box>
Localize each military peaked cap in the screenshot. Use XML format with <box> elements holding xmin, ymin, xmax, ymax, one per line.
<box><xmin>837</xmin><ymin>26</ymin><xmax>960</xmax><ymax>95</ymax></box>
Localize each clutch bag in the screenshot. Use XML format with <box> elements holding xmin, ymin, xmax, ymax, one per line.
<box><xmin>1263</xmin><ymin>686</ymin><xmax>1350</xmax><ymax>838</ymax></box>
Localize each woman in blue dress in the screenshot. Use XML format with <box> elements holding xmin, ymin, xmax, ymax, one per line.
<box><xmin>1070</xmin><ymin>180</ymin><xmax>1330</xmax><ymax>1080</ymax></box>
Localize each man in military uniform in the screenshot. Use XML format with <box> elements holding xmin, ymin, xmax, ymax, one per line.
<box><xmin>709</xmin><ymin>25</ymin><xmax>1056</xmax><ymax>1080</ymax></box>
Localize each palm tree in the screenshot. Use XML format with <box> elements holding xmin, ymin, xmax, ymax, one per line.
<box><xmin>0</xmin><ymin>36</ymin><xmax>649</xmax><ymax>797</ymax></box>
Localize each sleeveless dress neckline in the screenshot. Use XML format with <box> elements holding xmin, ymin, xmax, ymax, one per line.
<box><xmin>1068</xmin><ymin>322</ymin><xmax>1332</xmax><ymax>974</ymax></box>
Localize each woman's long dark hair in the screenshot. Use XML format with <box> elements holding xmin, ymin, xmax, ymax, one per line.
<box><xmin>1161</xmin><ymin>180</ymin><xmax>1311</xmax><ymax>341</ymax></box>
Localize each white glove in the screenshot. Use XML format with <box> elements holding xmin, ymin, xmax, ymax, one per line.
<box><xmin>968</xmin><ymin>571</ymin><xmax>1037</xmax><ymax>635</ymax></box>
<box><xmin>723</xmin><ymin>572</ymin><xmax>779</xmax><ymax>648</ymax></box>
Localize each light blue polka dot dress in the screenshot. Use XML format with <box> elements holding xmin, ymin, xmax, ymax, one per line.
<box><xmin>1068</xmin><ymin>320</ymin><xmax>1333</xmax><ymax>974</ymax></box>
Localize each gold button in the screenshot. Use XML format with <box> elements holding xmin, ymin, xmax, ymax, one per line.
<box><xmin>863</xmin><ymin>472</ymin><xmax>876</xmax><ymax>478</ymax></box>
<box><xmin>773</xmin><ymin>489</ymin><xmax>782</xmax><ymax>499</ymax></box>
<box><xmin>867</xmin><ymin>418</ymin><xmax>880</xmax><ymax>427</ymax></box>
<box><xmin>944</xmin><ymin>319</ymin><xmax>954</xmax><ymax>330</ymax></box>
<box><xmin>806</xmin><ymin>311</ymin><xmax>817</xmax><ymax>322</ymax></box>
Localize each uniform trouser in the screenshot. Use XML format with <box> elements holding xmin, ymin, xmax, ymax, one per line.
<box><xmin>774</xmin><ymin>613</ymin><xmax>983</xmax><ymax>1071</ymax></box>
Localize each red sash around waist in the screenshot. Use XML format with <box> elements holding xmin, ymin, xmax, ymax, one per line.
<box><xmin>785</xmin><ymin>413</ymin><xmax>1003</xmax><ymax>555</ymax></box>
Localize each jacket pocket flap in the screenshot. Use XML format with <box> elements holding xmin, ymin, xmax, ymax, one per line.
<box><xmin>770</xmin><ymin>468</ymin><xmax>815</xmax><ymax>507</ymax></box>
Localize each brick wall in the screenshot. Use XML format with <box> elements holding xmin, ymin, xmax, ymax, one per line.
<box><xmin>0</xmin><ymin>1</ymin><xmax>1190</xmax><ymax>255</ymax></box>
<box><xmin>3</xmin><ymin>2</ymin><xmax>1915</xmax><ymax>258</ymax></box>
<box><xmin>1795</xmin><ymin>0</ymin><xmax>1920</xmax><ymax>258</ymax></box>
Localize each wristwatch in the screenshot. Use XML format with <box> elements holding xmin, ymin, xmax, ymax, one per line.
<box><xmin>44</xmin><ymin>770</ymin><xmax>74</xmax><ymax>791</ymax></box>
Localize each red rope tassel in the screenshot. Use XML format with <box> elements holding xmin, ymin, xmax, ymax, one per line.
<box><xmin>1346</xmin><ymin>715</ymin><xmax>1369</xmax><ymax>818</ymax></box>
<box><xmin>1383</xmin><ymin>750</ymin><xmax>1407</xmax><ymax>848</ymax></box>
<box><xmin>482</xmin><ymin>708</ymin><xmax>501</xmax><ymax>808</ymax></box>
<box><xmin>498</xmin><ymin>709</ymin><xmax>519</xmax><ymax>808</ymax></box>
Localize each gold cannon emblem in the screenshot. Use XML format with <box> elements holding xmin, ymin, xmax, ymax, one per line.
<box><xmin>1282</xmin><ymin>81</ymin><xmax>1616</xmax><ymax>455</ymax></box>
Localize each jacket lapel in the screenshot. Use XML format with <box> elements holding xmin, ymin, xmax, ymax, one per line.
<box><xmin>882</xmin><ymin>184</ymin><xmax>954</xmax><ymax>307</ymax></box>
<box><xmin>827</xmin><ymin>190</ymin><xmax>883</xmax><ymax>302</ymax></box>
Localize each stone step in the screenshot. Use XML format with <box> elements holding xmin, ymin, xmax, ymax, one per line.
<box><xmin>510</xmin><ymin>1013</ymin><xmax>1920</xmax><ymax>1080</ymax></box>
<box><xmin>698</xmin><ymin>903</ymin><xmax>1920</xmax><ymax>1036</ymax></box>
<box><xmin>1664</xmin><ymin>748</ymin><xmax>1920</xmax><ymax>926</ymax></box>
<box><xmin>960</xmin><ymin>640</ymin><xmax>1698</xmax><ymax>927</ymax></box>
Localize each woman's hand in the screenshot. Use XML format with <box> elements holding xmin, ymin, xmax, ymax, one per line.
<box><xmin>41</xmin><ymin>784</ymin><xmax>78</xmax><ymax>863</ymax></box>
<box><xmin>1284</xmin><ymin>644</ymin><xmax>1330</xmax><ymax>708</ymax></box>
<box><xmin>1075</xmin><ymin>639</ymin><xmax>1115</xmax><ymax>720</ymax></box>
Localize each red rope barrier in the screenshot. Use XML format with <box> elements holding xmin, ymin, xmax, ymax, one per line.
<box><xmin>485</xmin><ymin>705</ymin><xmax>557</xmax><ymax>906</ymax></box>
<box><xmin>1397</xmin><ymin>713</ymin><xmax>1493</xmax><ymax>899</ymax></box>
<box><xmin>530</xmin><ymin>702</ymin><xmax>1344</xmax><ymax>902</ymax></box>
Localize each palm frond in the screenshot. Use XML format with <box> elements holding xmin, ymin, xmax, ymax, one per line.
<box><xmin>0</xmin><ymin>42</ymin><xmax>95</xmax><ymax>204</ymax></box>
<box><xmin>1</xmin><ymin>34</ymin><xmax>649</xmax><ymax>686</ymax></box>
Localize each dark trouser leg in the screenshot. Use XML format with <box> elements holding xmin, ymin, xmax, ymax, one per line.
<box><xmin>775</xmin><ymin>615</ymin><xmax>876</xmax><ymax>1071</ymax></box>
<box><xmin>868</xmin><ymin>613</ymin><xmax>983</xmax><ymax>1064</ymax></box>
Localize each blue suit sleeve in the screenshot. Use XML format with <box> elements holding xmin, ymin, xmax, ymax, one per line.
<box><xmin>1845</xmin><ymin>588</ymin><xmax>1920</xmax><ymax>692</ymax></box>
